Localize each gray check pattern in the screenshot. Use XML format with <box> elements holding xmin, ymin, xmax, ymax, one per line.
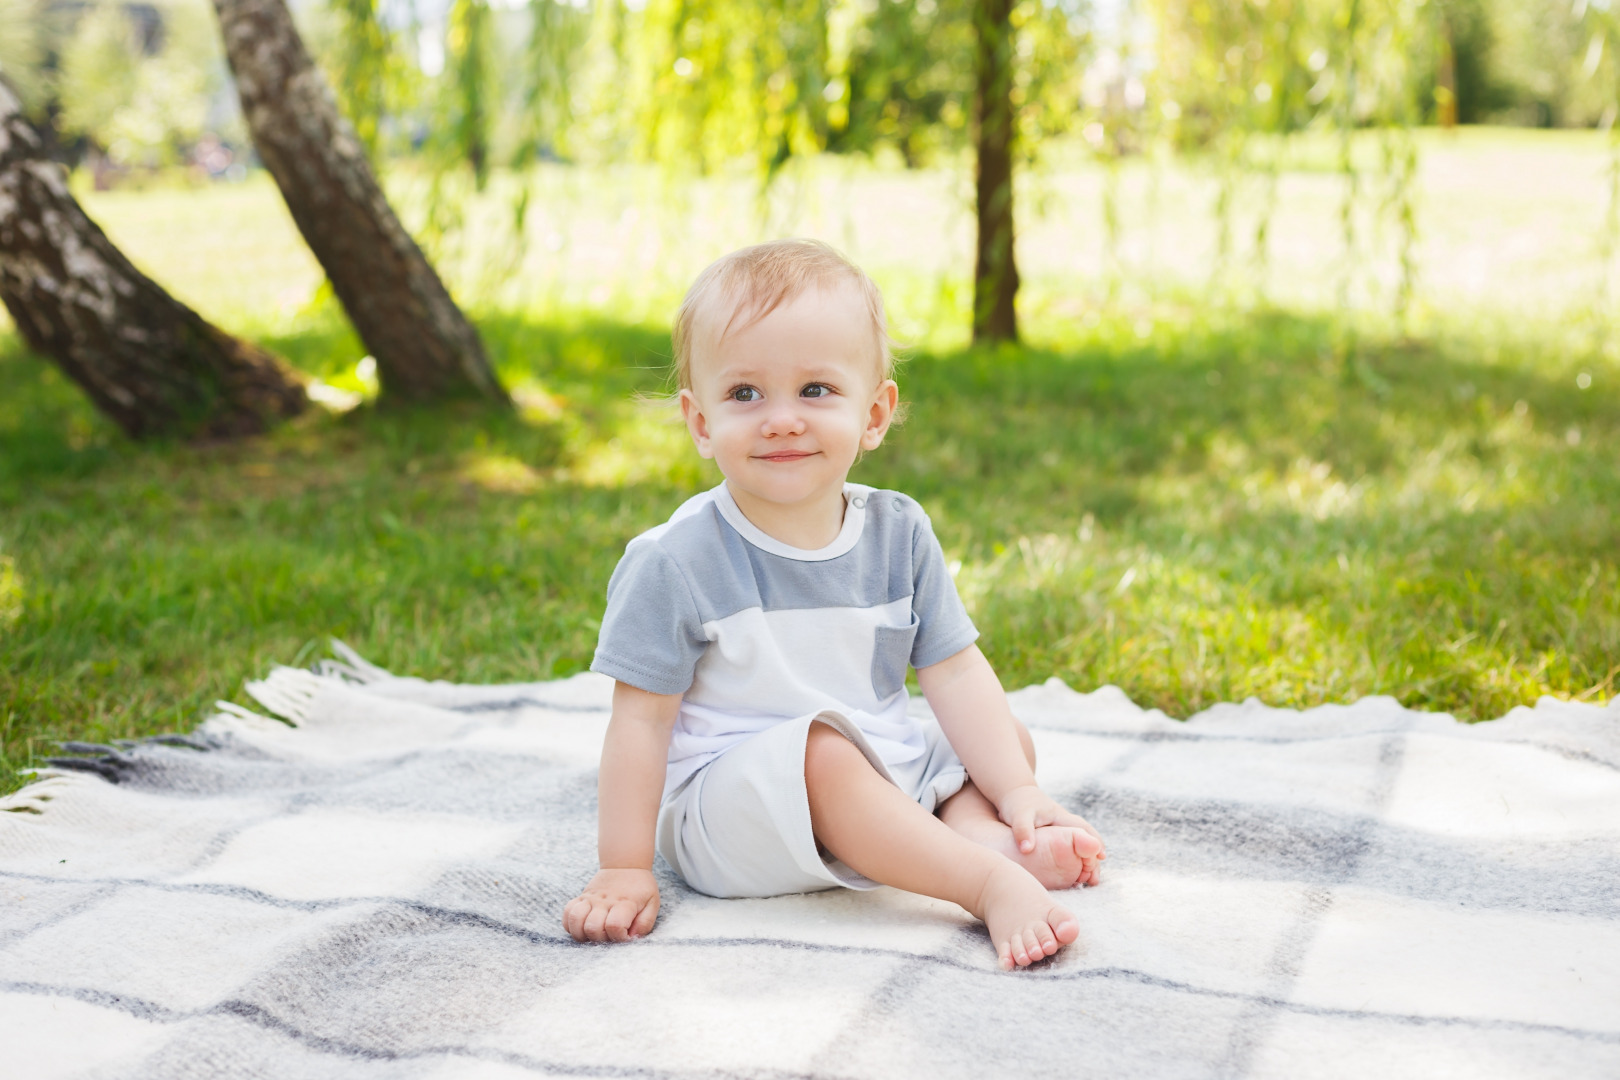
<box><xmin>3</xmin><ymin>644</ymin><xmax>1617</xmax><ymax>1079</ymax></box>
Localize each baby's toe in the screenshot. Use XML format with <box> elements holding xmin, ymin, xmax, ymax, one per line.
<box><xmin>1033</xmin><ymin>920</ymin><xmax>1058</xmax><ymax>957</ymax></box>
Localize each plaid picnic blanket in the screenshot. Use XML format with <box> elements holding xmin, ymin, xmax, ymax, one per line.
<box><xmin>3</xmin><ymin>644</ymin><xmax>1617</xmax><ymax>1079</ymax></box>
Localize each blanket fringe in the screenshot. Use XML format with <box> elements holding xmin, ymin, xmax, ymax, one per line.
<box><xmin>315</xmin><ymin>638</ymin><xmax>394</xmax><ymax>684</ymax></box>
<box><xmin>208</xmin><ymin>700</ymin><xmax>293</xmax><ymax>733</ymax></box>
<box><xmin>212</xmin><ymin>700</ymin><xmax>266</xmax><ymax>722</ymax></box>
<box><xmin>244</xmin><ymin>667</ymin><xmax>327</xmax><ymax>727</ymax></box>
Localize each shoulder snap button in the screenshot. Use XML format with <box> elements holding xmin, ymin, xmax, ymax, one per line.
<box><xmin>851</xmin><ymin>496</ymin><xmax>866</xmax><ymax>509</ymax></box>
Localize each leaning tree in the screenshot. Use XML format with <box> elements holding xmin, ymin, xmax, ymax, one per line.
<box><xmin>212</xmin><ymin>0</ymin><xmax>509</xmax><ymax>405</ymax></box>
<box><xmin>0</xmin><ymin>82</ymin><xmax>308</xmax><ymax>441</ymax></box>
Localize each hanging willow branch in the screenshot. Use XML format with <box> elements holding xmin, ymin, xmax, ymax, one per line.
<box><xmin>327</xmin><ymin>0</ymin><xmax>392</xmax><ymax>161</ymax></box>
<box><xmin>1581</xmin><ymin>7</ymin><xmax>1620</xmax><ymax>351</ymax></box>
<box><xmin>1336</xmin><ymin>0</ymin><xmax>1362</xmax><ymax>322</ymax></box>
<box><xmin>448</xmin><ymin>0</ymin><xmax>492</xmax><ymax>189</ymax></box>
<box><xmin>1379</xmin><ymin>125</ymin><xmax>1418</xmax><ymax>326</ymax></box>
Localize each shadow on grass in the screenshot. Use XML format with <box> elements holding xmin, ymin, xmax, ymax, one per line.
<box><xmin>1</xmin><ymin>307</ymin><xmax>1615</xmax><ymax>791</ymax></box>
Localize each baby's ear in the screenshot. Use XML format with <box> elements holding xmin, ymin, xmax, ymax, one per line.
<box><xmin>862</xmin><ymin>379</ymin><xmax>899</xmax><ymax>450</ymax></box>
<box><xmin>679</xmin><ymin>389</ymin><xmax>715</xmax><ymax>459</ymax></box>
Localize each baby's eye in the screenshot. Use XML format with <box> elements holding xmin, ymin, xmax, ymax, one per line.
<box><xmin>729</xmin><ymin>386</ymin><xmax>762</xmax><ymax>402</ymax></box>
<box><xmin>800</xmin><ymin>383</ymin><xmax>834</xmax><ymax>399</ymax></box>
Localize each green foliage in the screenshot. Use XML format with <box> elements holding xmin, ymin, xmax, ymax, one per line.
<box><xmin>323</xmin><ymin>0</ymin><xmax>397</xmax><ymax>159</ymax></box>
<box><xmin>0</xmin><ymin>0</ymin><xmax>53</xmax><ymax>113</ymax></box>
<box><xmin>1130</xmin><ymin>0</ymin><xmax>1432</xmax><ymax>319</ymax></box>
<box><xmin>1490</xmin><ymin>0</ymin><xmax>1614</xmax><ymax>127</ymax></box>
<box><xmin>1435</xmin><ymin>0</ymin><xmax>1503</xmax><ymax>123</ymax></box>
<box><xmin>831</xmin><ymin>0</ymin><xmax>975</xmax><ymax>165</ymax></box>
<box><xmin>447</xmin><ymin>0</ymin><xmax>493</xmax><ymax>187</ymax></box>
<box><xmin>831</xmin><ymin>0</ymin><xmax>1089</xmax><ymax>168</ymax></box>
<box><xmin>513</xmin><ymin>0</ymin><xmax>591</xmax><ymax>162</ymax></box>
<box><xmin>633</xmin><ymin>0</ymin><xmax>833</xmax><ymax>177</ymax></box>
<box><xmin>1143</xmin><ymin>0</ymin><xmax>1435</xmax><ymax>149</ymax></box>
<box><xmin>55</xmin><ymin>0</ymin><xmax>232</xmax><ymax>167</ymax></box>
<box><xmin>57</xmin><ymin>4</ymin><xmax>142</xmax><ymax>143</ymax></box>
<box><xmin>621</xmin><ymin>0</ymin><xmax>1086</xmax><ymax>179</ymax></box>
<box><xmin>1131</xmin><ymin>0</ymin><xmax>1598</xmax><ymax>134</ymax></box>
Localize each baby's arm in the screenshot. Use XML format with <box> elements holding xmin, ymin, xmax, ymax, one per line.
<box><xmin>918</xmin><ymin>645</ymin><xmax>1104</xmax><ymax>858</ymax></box>
<box><xmin>562</xmin><ymin>681</ymin><xmax>682</xmax><ymax>943</ymax></box>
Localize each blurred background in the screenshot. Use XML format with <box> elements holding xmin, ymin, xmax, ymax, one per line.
<box><xmin>1</xmin><ymin>0</ymin><xmax>1616</xmax><ymax>789</ymax></box>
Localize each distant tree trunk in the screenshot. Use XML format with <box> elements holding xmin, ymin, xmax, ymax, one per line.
<box><xmin>0</xmin><ymin>83</ymin><xmax>307</xmax><ymax>441</ymax></box>
<box><xmin>971</xmin><ymin>0</ymin><xmax>1019</xmax><ymax>345</ymax></box>
<box><xmin>212</xmin><ymin>0</ymin><xmax>509</xmax><ymax>405</ymax></box>
<box><xmin>1435</xmin><ymin>18</ymin><xmax>1458</xmax><ymax>129</ymax></box>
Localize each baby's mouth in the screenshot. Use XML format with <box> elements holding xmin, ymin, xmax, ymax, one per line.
<box><xmin>755</xmin><ymin>450</ymin><xmax>818</xmax><ymax>462</ymax></box>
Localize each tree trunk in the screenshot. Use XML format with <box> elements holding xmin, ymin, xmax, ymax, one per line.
<box><xmin>0</xmin><ymin>83</ymin><xmax>307</xmax><ymax>441</ymax></box>
<box><xmin>1435</xmin><ymin>18</ymin><xmax>1458</xmax><ymax>129</ymax></box>
<box><xmin>212</xmin><ymin>0</ymin><xmax>509</xmax><ymax>405</ymax></box>
<box><xmin>971</xmin><ymin>0</ymin><xmax>1019</xmax><ymax>345</ymax></box>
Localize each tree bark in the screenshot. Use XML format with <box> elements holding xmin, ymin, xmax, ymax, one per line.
<box><xmin>971</xmin><ymin>0</ymin><xmax>1019</xmax><ymax>344</ymax></box>
<box><xmin>212</xmin><ymin>0</ymin><xmax>509</xmax><ymax>405</ymax></box>
<box><xmin>0</xmin><ymin>83</ymin><xmax>307</xmax><ymax>441</ymax></box>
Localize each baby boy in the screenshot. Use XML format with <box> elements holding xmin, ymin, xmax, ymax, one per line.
<box><xmin>564</xmin><ymin>239</ymin><xmax>1104</xmax><ymax>968</ymax></box>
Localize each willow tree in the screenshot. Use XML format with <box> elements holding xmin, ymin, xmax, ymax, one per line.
<box><xmin>1576</xmin><ymin>0</ymin><xmax>1620</xmax><ymax>335</ymax></box>
<box><xmin>1142</xmin><ymin>0</ymin><xmax>1430</xmax><ymax>319</ymax></box>
<box><xmin>627</xmin><ymin>0</ymin><xmax>1085</xmax><ymax>344</ymax></box>
<box><xmin>212</xmin><ymin>0</ymin><xmax>508</xmax><ymax>405</ymax></box>
<box><xmin>0</xmin><ymin>82</ymin><xmax>307</xmax><ymax>440</ymax></box>
<box><xmin>322</xmin><ymin>0</ymin><xmax>1082</xmax><ymax>340</ymax></box>
<box><xmin>326</xmin><ymin>0</ymin><xmax>593</xmax><ymax>281</ymax></box>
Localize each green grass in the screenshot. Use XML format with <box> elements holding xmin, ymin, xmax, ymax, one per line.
<box><xmin>2</xmin><ymin>129</ymin><xmax>1617</xmax><ymax>793</ymax></box>
<box><xmin>2</xmin><ymin>300</ymin><xmax>1615</xmax><ymax>794</ymax></box>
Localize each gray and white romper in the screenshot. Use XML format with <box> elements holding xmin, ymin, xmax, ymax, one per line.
<box><xmin>590</xmin><ymin>481</ymin><xmax>981</xmax><ymax>898</ymax></box>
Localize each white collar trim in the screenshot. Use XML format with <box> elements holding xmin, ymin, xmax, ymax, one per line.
<box><xmin>712</xmin><ymin>481</ymin><xmax>871</xmax><ymax>562</ymax></box>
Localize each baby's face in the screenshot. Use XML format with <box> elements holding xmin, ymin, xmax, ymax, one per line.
<box><xmin>679</xmin><ymin>281</ymin><xmax>897</xmax><ymax>520</ymax></box>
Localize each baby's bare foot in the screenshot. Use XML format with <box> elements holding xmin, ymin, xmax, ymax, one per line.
<box><xmin>975</xmin><ymin>862</ymin><xmax>1080</xmax><ymax>970</ymax></box>
<box><xmin>1002</xmin><ymin>824</ymin><xmax>1104</xmax><ymax>890</ymax></box>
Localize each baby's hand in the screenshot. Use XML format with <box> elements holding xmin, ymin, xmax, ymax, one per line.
<box><xmin>996</xmin><ymin>784</ymin><xmax>1106</xmax><ymax>862</ymax></box>
<box><xmin>564</xmin><ymin>868</ymin><xmax>660</xmax><ymax>943</ymax></box>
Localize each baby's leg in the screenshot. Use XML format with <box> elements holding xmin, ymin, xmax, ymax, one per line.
<box><xmin>936</xmin><ymin>720</ymin><xmax>1103</xmax><ymax>889</ymax></box>
<box><xmin>804</xmin><ymin>721</ymin><xmax>1077</xmax><ymax>969</ymax></box>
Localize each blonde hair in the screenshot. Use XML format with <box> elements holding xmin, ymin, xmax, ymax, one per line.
<box><xmin>672</xmin><ymin>239</ymin><xmax>897</xmax><ymax>390</ymax></box>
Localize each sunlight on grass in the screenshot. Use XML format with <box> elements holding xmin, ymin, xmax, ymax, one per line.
<box><xmin>511</xmin><ymin>384</ymin><xmax>567</xmax><ymax>422</ymax></box>
<box><xmin>459</xmin><ymin>452</ymin><xmax>546</xmax><ymax>494</ymax></box>
<box><xmin>564</xmin><ymin>404</ymin><xmax>707</xmax><ymax>490</ymax></box>
<box><xmin>2</xmin><ymin>132</ymin><xmax>1617</xmax><ymax>793</ymax></box>
<box><xmin>953</xmin><ymin>523</ymin><xmax>1618</xmax><ymax>720</ymax></box>
<box><xmin>0</xmin><ymin>553</ymin><xmax>20</xmax><ymax>627</ymax></box>
<box><xmin>3</xmin><ymin>304</ymin><xmax>1616</xmax><ymax>794</ymax></box>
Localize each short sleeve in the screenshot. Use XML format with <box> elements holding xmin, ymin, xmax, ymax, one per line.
<box><xmin>906</xmin><ymin>507</ymin><xmax>979</xmax><ymax>669</ymax></box>
<box><xmin>590</xmin><ymin>539</ymin><xmax>707</xmax><ymax>695</ymax></box>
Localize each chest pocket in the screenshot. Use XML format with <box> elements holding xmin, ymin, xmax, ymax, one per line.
<box><xmin>871</xmin><ymin>616</ymin><xmax>919</xmax><ymax>699</ymax></box>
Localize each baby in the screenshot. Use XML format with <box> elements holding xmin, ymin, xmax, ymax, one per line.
<box><xmin>564</xmin><ymin>239</ymin><xmax>1104</xmax><ymax>969</ymax></box>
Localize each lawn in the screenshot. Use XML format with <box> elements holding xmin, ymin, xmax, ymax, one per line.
<box><xmin>1</xmin><ymin>130</ymin><xmax>1616</xmax><ymax>793</ymax></box>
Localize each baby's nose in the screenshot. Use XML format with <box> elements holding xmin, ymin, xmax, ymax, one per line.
<box><xmin>762</xmin><ymin>405</ymin><xmax>806</xmax><ymax>435</ymax></box>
